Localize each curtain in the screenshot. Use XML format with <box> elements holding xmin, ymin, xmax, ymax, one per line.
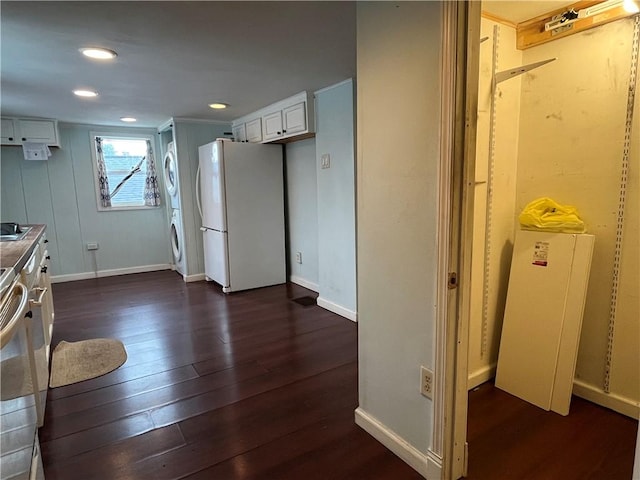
<box><xmin>144</xmin><ymin>139</ymin><xmax>161</xmax><ymax>207</ymax></box>
<box><xmin>95</xmin><ymin>136</ymin><xmax>112</xmax><ymax>208</ymax></box>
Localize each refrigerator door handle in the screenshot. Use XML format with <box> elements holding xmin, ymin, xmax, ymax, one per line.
<box><xmin>195</xmin><ymin>165</ymin><xmax>203</xmax><ymax>220</ymax></box>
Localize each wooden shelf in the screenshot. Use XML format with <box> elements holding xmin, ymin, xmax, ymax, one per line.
<box><xmin>516</xmin><ymin>0</ymin><xmax>633</xmax><ymax>50</ymax></box>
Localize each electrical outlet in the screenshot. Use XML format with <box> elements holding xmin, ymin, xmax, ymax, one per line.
<box><xmin>295</xmin><ymin>251</ymin><xmax>302</xmax><ymax>264</ymax></box>
<box><xmin>87</xmin><ymin>242</ymin><xmax>99</xmax><ymax>251</ymax></box>
<box><xmin>420</xmin><ymin>366</ymin><xmax>434</xmax><ymax>399</ymax></box>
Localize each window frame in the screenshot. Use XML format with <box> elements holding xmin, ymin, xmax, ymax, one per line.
<box><xmin>90</xmin><ymin>131</ymin><xmax>161</xmax><ymax>212</ymax></box>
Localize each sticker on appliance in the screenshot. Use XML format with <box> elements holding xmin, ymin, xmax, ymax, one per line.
<box><xmin>532</xmin><ymin>241</ymin><xmax>549</xmax><ymax>266</ymax></box>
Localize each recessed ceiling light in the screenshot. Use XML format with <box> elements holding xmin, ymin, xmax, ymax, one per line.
<box><xmin>80</xmin><ymin>47</ymin><xmax>117</xmax><ymax>60</ymax></box>
<box><xmin>120</xmin><ymin>117</ymin><xmax>137</xmax><ymax>122</ymax></box>
<box><xmin>208</xmin><ymin>103</ymin><xmax>229</xmax><ymax>109</ymax></box>
<box><xmin>73</xmin><ymin>89</ymin><xmax>99</xmax><ymax>97</ymax></box>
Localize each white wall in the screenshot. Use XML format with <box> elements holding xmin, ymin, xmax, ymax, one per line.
<box><xmin>285</xmin><ymin>138</ymin><xmax>319</xmax><ymax>291</ymax></box>
<box><xmin>468</xmin><ymin>15</ymin><xmax>639</xmax><ymax>417</ymax></box>
<box><xmin>315</xmin><ymin>79</ymin><xmax>357</xmax><ymax>319</ymax></box>
<box><xmin>1</xmin><ymin>123</ymin><xmax>170</xmax><ymax>279</ymax></box>
<box><xmin>468</xmin><ymin>19</ymin><xmax>523</xmax><ymax>388</ymax></box>
<box><xmin>356</xmin><ymin>2</ymin><xmax>441</xmax><ymax>476</ymax></box>
<box><xmin>516</xmin><ymin>18</ymin><xmax>639</xmax><ymax>416</ymax></box>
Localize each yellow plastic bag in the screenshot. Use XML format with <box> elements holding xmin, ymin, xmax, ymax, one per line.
<box><xmin>519</xmin><ymin>197</ymin><xmax>586</xmax><ymax>233</ymax></box>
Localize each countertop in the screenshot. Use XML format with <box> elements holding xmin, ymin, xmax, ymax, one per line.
<box><xmin>0</xmin><ymin>224</ymin><xmax>46</xmax><ymax>274</ymax></box>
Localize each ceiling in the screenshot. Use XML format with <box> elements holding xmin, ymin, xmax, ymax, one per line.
<box><xmin>1</xmin><ymin>1</ymin><xmax>582</xmax><ymax>130</ymax></box>
<box><xmin>1</xmin><ymin>1</ymin><xmax>356</xmax><ymax>129</ymax></box>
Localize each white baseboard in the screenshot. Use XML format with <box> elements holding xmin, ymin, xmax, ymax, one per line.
<box><xmin>573</xmin><ymin>379</ymin><xmax>639</xmax><ymax>419</ymax></box>
<box><xmin>465</xmin><ymin>368</ymin><xmax>639</xmax><ymax>419</ymax></box>
<box><xmin>468</xmin><ymin>363</ymin><xmax>497</xmax><ymax>390</ymax></box>
<box><xmin>51</xmin><ymin>264</ymin><xmax>172</xmax><ymax>283</ymax></box>
<box><xmin>355</xmin><ymin>407</ymin><xmax>439</xmax><ymax>479</ymax></box>
<box><xmin>183</xmin><ymin>273</ymin><xmax>206</xmax><ymax>283</ymax></box>
<box><xmin>316</xmin><ymin>296</ymin><xmax>357</xmax><ymax>322</ymax></box>
<box><xmin>289</xmin><ymin>275</ymin><xmax>319</xmax><ymax>293</ymax></box>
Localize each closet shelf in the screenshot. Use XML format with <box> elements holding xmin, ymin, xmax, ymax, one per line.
<box><xmin>495</xmin><ymin>58</ymin><xmax>556</xmax><ymax>84</ymax></box>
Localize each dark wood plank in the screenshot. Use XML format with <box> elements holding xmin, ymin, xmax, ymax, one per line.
<box><xmin>466</xmin><ymin>382</ymin><xmax>638</xmax><ymax>480</ymax></box>
<box><xmin>183</xmin><ymin>411</ymin><xmax>424</xmax><ymax>480</ymax></box>
<box><xmin>40</xmin><ymin>411</ymin><xmax>155</xmax><ymax>463</ymax></box>
<box><xmin>41</xmin><ymin>272</ymin><xmax>418</xmax><ymax>479</ymax></box>
<box><xmin>46</xmin><ymin>365</ymin><xmax>200</xmax><ymax>418</ymax></box>
<box><xmin>40</xmin><ymin>361</ymin><xmax>269</xmax><ymax>442</ymax></box>
<box><xmin>106</xmin><ymin>362</ymin><xmax>361</xmax><ymax>479</ymax></box>
<box><xmin>42</xmin><ymin>424</ymin><xmax>186</xmax><ymax>480</ymax></box>
<box><xmin>41</xmin><ymin>271</ymin><xmax>638</xmax><ymax>480</ymax></box>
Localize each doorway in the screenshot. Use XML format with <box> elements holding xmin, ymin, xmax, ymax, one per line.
<box><xmin>455</xmin><ymin>2</ymin><xmax>640</xmax><ymax>478</ymax></box>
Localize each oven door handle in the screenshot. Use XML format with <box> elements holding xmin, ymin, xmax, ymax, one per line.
<box><xmin>30</xmin><ymin>287</ymin><xmax>48</xmax><ymax>307</ymax></box>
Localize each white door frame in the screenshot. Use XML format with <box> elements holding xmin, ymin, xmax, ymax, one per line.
<box><xmin>437</xmin><ymin>2</ymin><xmax>482</xmax><ymax>479</ymax></box>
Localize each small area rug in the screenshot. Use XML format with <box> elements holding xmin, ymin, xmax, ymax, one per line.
<box><xmin>49</xmin><ymin>338</ymin><xmax>127</xmax><ymax>388</ymax></box>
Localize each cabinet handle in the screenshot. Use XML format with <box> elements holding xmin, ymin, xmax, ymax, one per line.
<box><xmin>8</xmin><ymin>137</ymin><xmax>13</xmax><ymax>141</ymax></box>
<box><xmin>25</xmin><ymin>310</ymin><xmax>33</xmax><ymax>318</ymax></box>
<box><xmin>277</xmin><ymin>131</ymin><xmax>281</xmax><ymax>135</ymax></box>
<box><xmin>41</xmin><ymin>266</ymin><xmax>48</xmax><ymax>274</ymax></box>
<box><xmin>44</xmin><ymin>239</ymin><xmax>49</xmax><ymax>243</ymax></box>
<box><xmin>30</xmin><ymin>287</ymin><xmax>48</xmax><ymax>306</ymax></box>
<box><xmin>22</xmin><ymin>138</ymin><xmax>26</xmax><ymax>141</ymax></box>
<box><xmin>46</xmin><ymin>255</ymin><xmax>51</xmax><ymax>260</ymax></box>
<box><xmin>283</xmin><ymin>130</ymin><xmax>287</xmax><ymax>133</ymax></box>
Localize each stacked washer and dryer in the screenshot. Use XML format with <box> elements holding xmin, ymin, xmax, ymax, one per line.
<box><xmin>163</xmin><ymin>142</ymin><xmax>187</xmax><ymax>277</ymax></box>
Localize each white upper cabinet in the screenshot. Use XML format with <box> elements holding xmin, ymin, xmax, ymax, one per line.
<box><xmin>262</xmin><ymin>111</ymin><xmax>283</xmax><ymax>141</ymax></box>
<box><xmin>232</xmin><ymin>91</ymin><xmax>315</xmax><ymax>144</ymax></box>
<box><xmin>245</xmin><ymin>118</ymin><xmax>263</xmax><ymax>143</ymax></box>
<box><xmin>283</xmin><ymin>102</ymin><xmax>306</xmax><ymax>136</ymax></box>
<box><xmin>1</xmin><ymin>117</ymin><xmax>60</xmax><ymax>147</ymax></box>
<box><xmin>232</xmin><ymin>123</ymin><xmax>247</xmax><ymax>143</ymax></box>
<box><xmin>1</xmin><ymin>118</ymin><xmax>16</xmax><ymax>144</ymax></box>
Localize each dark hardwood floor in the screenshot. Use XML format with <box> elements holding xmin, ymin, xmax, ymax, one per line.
<box><xmin>41</xmin><ymin>271</ymin><xmax>638</xmax><ymax>479</ymax></box>
<box><xmin>42</xmin><ymin>271</ymin><xmax>423</xmax><ymax>480</ymax></box>
<box><xmin>467</xmin><ymin>382</ymin><xmax>638</xmax><ymax>480</ymax></box>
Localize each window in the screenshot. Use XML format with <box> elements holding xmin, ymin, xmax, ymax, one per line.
<box><xmin>91</xmin><ymin>133</ymin><xmax>161</xmax><ymax>210</ymax></box>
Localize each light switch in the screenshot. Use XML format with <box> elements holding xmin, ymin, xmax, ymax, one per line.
<box><xmin>321</xmin><ymin>153</ymin><xmax>331</xmax><ymax>169</ymax></box>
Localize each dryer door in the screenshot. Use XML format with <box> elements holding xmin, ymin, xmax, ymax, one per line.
<box><xmin>170</xmin><ymin>213</ymin><xmax>182</xmax><ymax>263</ymax></box>
<box><xmin>164</xmin><ymin>150</ymin><xmax>178</xmax><ymax>197</ymax></box>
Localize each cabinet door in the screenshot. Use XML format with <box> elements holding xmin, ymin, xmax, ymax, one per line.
<box><xmin>17</xmin><ymin>119</ymin><xmax>59</xmax><ymax>145</ymax></box>
<box><xmin>1</xmin><ymin>118</ymin><xmax>17</xmax><ymax>144</ymax></box>
<box><xmin>245</xmin><ymin>118</ymin><xmax>262</xmax><ymax>143</ymax></box>
<box><xmin>283</xmin><ymin>102</ymin><xmax>306</xmax><ymax>136</ymax></box>
<box><xmin>262</xmin><ymin>111</ymin><xmax>283</xmax><ymax>141</ymax></box>
<box><xmin>232</xmin><ymin>124</ymin><xmax>247</xmax><ymax>143</ymax></box>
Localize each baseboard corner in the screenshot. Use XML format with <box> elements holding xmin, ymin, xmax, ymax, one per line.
<box><xmin>289</xmin><ymin>275</ymin><xmax>319</xmax><ymax>293</ymax></box>
<box><xmin>355</xmin><ymin>407</ymin><xmax>430</xmax><ymax>478</ymax></box>
<box><xmin>316</xmin><ymin>296</ymin><xmax>357</xmax><ymax>322</ymax></box>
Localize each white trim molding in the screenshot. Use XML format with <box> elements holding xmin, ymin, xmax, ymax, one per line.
<box><xmin>314</xmin><ymin>78</ymin><xmax>354</xmax><ymax>95</ymax></box>
<box><xmin>51</xmin><ymin>264</ymin><xmax>171</xmax><ymax>283</ymax></box>
<box><xmin>289</xmin><ymin>275</ymin><xmax>319</xmax><ymax>293</ymax></box>
<box><xmin>183</xmin><ymin>273</ymin><xmax>206</xmax><ymax>283</ymax></box>
<box><xmin>433</xmin><ymin>0</ymin><xmax>457</xmax><ymax>463</ymax></box>
<box><xmin>468</xmin><ymin>363</ymin><xmax>497</xmax><ymax>391</ymax></box>
<box><xmin>573</xmin><ymin>379</ymin><xmax>640</xmax><ymax>419</ymax></box>
<box><xmin>316</xmin><ymin>296</ymin><xmax>357</xmax><ymax>322</ymax></box>
<box><xmin>355</xmin><ymin>408</ymin><xmax>441</xmax><ymax>479</ymax></box>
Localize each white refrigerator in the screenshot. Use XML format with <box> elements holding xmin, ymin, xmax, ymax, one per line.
<box><xmin>198</xmin><ymin>139</ymin><xmax>286</xmax><ymax>293</ymax></box>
